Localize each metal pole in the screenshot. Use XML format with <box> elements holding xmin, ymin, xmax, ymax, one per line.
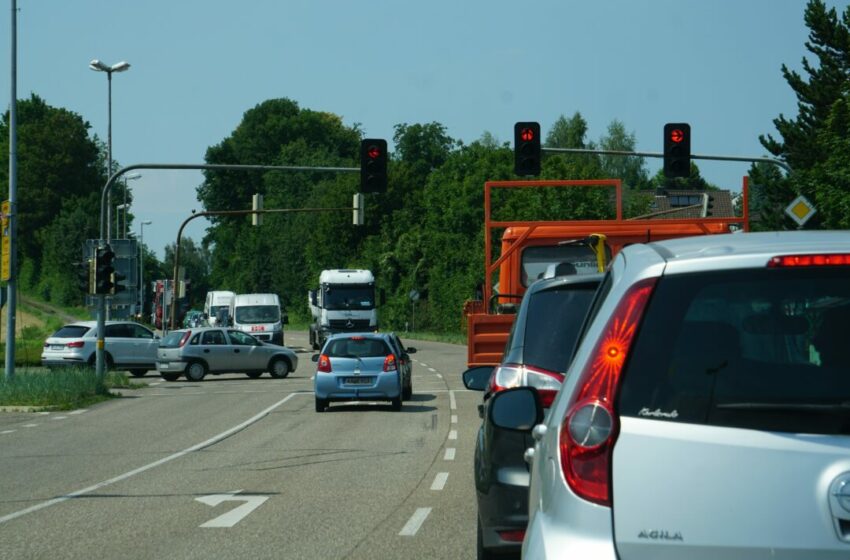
<box><xmin>5</xmin><ymin>0</ymin><xmax>17</xmax><ymax>379</ymax></box>
<box><xmin>106</xmin><ymin>71</ymin><xmax>112</xmax><ymax>241</ymax></box>
<box><xmin>139</xmin><ymin>223</ymin><xmax>145</xmax><ymax>320</ymax></box>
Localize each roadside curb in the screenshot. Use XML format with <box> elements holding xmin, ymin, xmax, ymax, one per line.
<box><xmin>0</xmin><ymin>405</ymin><xmax>58</xmax><ymax>413</ymax></box>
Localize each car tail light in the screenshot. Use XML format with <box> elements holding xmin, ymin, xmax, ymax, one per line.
<box><xmin>383</xmin><ymin>355</ymin><xmax>397</xmax><ymax>372</ymax></box>
<box><xmin>317</xmin><ymin>354</ymin><xmax>332</xmax><ymax>373</ymax></box>
<box><xmin>489</xmin><ymin>363</ymin><xmax>563</xmax><ymax>408</ymax></box>
<box><xmin>66</xmin><ymin>341</ymin><xmax>85</xmax><ymax>348</ymax></box>
<box><xmin>497</xmin><ymin>529</ymin><xmax>526</xmax><ymax>542</ymax></box>
<box><xmin>559</xmin><ymin>277</ymin><xmax>657</xmax><ymax>506</ymax></box>
<box><xmin>178</xmin><ymin>331</ymin><xmax>192</xmax><ymax>347</ymax></box>
<box><xmin>768</xmin><ymin>254</ymin><xmax>850</xmax><ymax>267</ymax></box>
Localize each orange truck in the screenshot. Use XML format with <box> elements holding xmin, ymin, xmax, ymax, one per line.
<box><xmin>464</xmin><ymin>178</ymin><xmax>750</xmax><ymax>367</ymax></box>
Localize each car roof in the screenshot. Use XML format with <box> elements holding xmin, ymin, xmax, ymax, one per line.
<box><xmin>63</xmin><ymin>320</ymin><xmax>140</xmax><ymax>328</ymax></box>
<box><xmin>326</xmin><ymin>331</ymin><xmax>388</xmax><ymax>341</ymax></box>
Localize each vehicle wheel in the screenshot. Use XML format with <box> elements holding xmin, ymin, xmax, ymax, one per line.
<box><xmin>161</xmin><ymin>373</ymin><xmax>180</xmax><ymax>382</ymax></box>
<box><xmin>246</xmin><ymin>371</ymin><xmax>263</xmax><ymax>379</ymax></box>
<box><xmin>403</xmin><ymin>382</ymin><xmax>412</xmax><ymax>401</ymax></box>
<box><xmin>269</xmin><ymin>358</ymin><xmax>290</xmax><ymax>379</ymax></box>
<box><xmin>315</xmin><ymin>398</ymin><xmax>327</xmax><ymax>412</ymax></box>
<box><xmin>477</xmin><ymin>518</ymin><xmax>498</xmax><ymax>560</ymax></box>
<box><xmin>391</xmin><ymin>396</ymin><xmax>402</xmax><ymax>411</ymax></box>
<box><xmin>185</xmin><ymin>361</ymin><xmax>207</xmax><ymax>382</ymax></box>
<box><xmin>128</xmin><ymin>369</ymin><xmax>148</xmax><ymax>378</ymax></box>
<box><xmin>88</xmin><ymin>354</ymin><xmax>114</xmax><ymax>370</ymax></box>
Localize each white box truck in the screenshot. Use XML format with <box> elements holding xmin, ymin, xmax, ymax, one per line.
<box><xmin>204</xmin><ymin>291</ymin><xmax>236</xmax><ymax>327</ymax></box>
<box><xmin>308</xmin><ymin>269</ymin><xmax>381</xmax><ymax>350</ymax></box>
<box><xmin>230</xmin><ymin>293</ymin><xmax>286</xmax><ymax>345</ymax></box>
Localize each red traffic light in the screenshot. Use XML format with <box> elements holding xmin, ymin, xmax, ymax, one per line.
<box><xmin>520</xmin><ymin>128</ymin><xmax>535</xmax><ymax>142</ymax></box>
<box><xmin>670</xmin><ymin>129</ymin><xmax>685</xmax><ymax>143</ymax></box>
<box><xmin>367</xmin><ymin>145</ymin><xmax>382</xmax><ymax>160</ymax></box>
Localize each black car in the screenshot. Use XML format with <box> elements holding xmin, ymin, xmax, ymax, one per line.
<box><xmin>463</xmin><ymin>272</ymin><xmax>603</xmax><ymax>559</ymax></box>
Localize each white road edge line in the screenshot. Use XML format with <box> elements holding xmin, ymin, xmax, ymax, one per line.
<box><xmin>444</xmin><ymin>448</ymin><xmax>456</xmax><ymax>461</ymax></box>
<box><xmin>399</xmin><ymin>507</ymin><xmax>432</xmax><ymax>536</ymax></box>
<box><xmin>430</xmin><ymin>472</ymin><xmax>449</xmax><ymax>491</ymax></box>
<box><xmin>1</xmin><ymin>430</ymin><xmax>15</xmax><ymax>434</ymax></box>
<box><xmin>0</xmin><ymin>391</ymin><xmax>305</xmax><ymax>525</ymax></box>
<box><xmin>448</xmin><ymin>429</ymin><xmax>458</xmax><ymax>440</ymax></box>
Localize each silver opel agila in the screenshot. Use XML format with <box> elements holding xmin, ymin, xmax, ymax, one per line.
<box><xmin>486</xmin><ymin>231</ymin><xmax>850</xmax><ymax>559</ymax></box>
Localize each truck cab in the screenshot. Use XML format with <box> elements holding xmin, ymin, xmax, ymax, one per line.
<box><xmin>309</xmin><ymin>269</ymin><xmax>379</xmax><ymax>350</ymax></box>
<box><xmin>230</xmin><ymin>293</ymin><xmax>285</xmax><ymax>345</ymax></box>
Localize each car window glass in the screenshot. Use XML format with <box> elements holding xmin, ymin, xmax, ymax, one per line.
<box><xmin>201</xmin><ymin>330</ymin><xmax>226</xmax><ymax>345</ymax></box>
<box><xmin>619</xmin><ymin>267</ymin><xmax>850</xmax><ymax>435</ymax></box>
<box><xmin>190</xmin><ymin>333</ymin><xmax>201</xmax><ymax>345</ymax></box>
<box><xmin>523</xmin><ymin>285</ymin><xmax>597</xmax><ymax>373</ymax></box>
<box><xmin>227</xmin><ymin>330</ymin><xmax>257</xmax><ymax>346</ymax></box>
<box><xmin>52</xmin><ymin>325</ymin><xmax>91</xmax><ymax>338</ymax></box>
<box><xmin>573</xmin><ymin>272</ymin><xmax>612</xmax><ymax>353</ymax></box>
<box><xmin>105</xmin><ymin>324</ymin><xmax>129</xmax><ymax>338</ymax></box>
<box><xmin>133</xmin><ymin>325</ymin><xmax>153</xmax><ymax>339</ymax></box>
<box><xmin>160</xmin><ymin>331</ymin><xmax>185</xmax><ymax>348</ymax></box>
<box><xmin>326</xmin><ymin>338</ymin><xmax>389</xmax><ymax>357</ymax></box>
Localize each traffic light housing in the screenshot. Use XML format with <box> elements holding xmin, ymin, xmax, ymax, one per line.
<box><xmin>663</xmin><ymin>123</ymin><xmax>691</xmax><ymax>178</ymax></box>
<box><xmin>514</xmin><ymin>122</ymin><xmax>541</xmax><ymax>176</ymax></box>
<box><xmin>94</xmin><ymin>245</ymin><xmax>116</xmax><ymax>295</ymax></box>
<box><xmin>360</xmin><ymin>139</ymin><xmax>388</xmax><ymax>193</ymax></box>
<box><xmin>77</xmin><ymin>259</ymin><xmax>95</xmax><ymax>295</ymax></box>
<box><xmin>110</xmin><ymin>269</ymin><xmax>127</xmax><ymax>295</ymax></box>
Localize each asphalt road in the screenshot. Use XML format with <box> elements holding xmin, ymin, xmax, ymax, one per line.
<box><xmin>0</xmin><ymin>329</ymin><xmax>481</xmax><ymax>559</ymax></box>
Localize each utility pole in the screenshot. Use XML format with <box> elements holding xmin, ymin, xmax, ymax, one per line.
<box><xmin>5</xmin><ymin>0</ymin><xmax>18</xmax><ymax>379</ymax></box>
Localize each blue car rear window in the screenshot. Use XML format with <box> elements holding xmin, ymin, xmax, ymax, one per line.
<box><xmin>325</xmin><ymin>338</ymin><xmax>389</xmax><ymax>358</ymax></box>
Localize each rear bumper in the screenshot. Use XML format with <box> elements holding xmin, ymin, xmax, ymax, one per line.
<box><xmin>314</xmin><ymin>372</ymin><xmax>400</xmax><ymax>400</ymax></box>
<box><xmin>157</xmin><ymin>361</ymin><xmax>188</xmax><ymax>373</ymax></box>
<box><xmin>478</xmin><ymin>472</ymin><xmax>529</xmax><ymax>552</ymax></box>
<box><xmin>41</xmin><ymin>357</ymin><xmax>87</xmax><ymax>368</ymax></box>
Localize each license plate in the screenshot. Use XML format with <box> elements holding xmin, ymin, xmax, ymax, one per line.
<box><xmin>344</xmin><ymin>377</ymin><xmax>372</xmax><ymax>385</ymax></box>
<box><xmin>51</xmin><ymin>345</ymin><xmax>64</xmax><ymax>351</ymax></box>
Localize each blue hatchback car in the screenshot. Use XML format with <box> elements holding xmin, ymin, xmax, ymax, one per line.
<box><xmin>313</xmin><ymin>332</ymin><xmax>405</xmax><ymax>412</ymax></box>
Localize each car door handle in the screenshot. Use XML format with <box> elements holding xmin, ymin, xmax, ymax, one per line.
<box><xmin>234</xmin><ymin>349</ymin><xmax>240</xmax><ymax>353</ymax></box>
<box><xmin>203</xmin><ymin>349</ymin><xmax>210</xmax><ymax>353</ymax></box>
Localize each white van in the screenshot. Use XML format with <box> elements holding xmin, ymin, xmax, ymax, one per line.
<box><xmin>204</xmin><ymin>291</ymin><xmax>236</xmax><ymax>327</ymax></box>
<box><xmin>230</xmin><ymin>293</ymin><xmax>286</xmax><ymax>345</ymax></box>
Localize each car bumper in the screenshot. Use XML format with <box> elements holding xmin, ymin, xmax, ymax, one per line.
<box><xmin>314</xmin><ymin>372</ymin><xmax>400</xmax><ymax>400</ymax></box>
<box><xmin>157</xmin><ymin>361</ymin><xmax>188</xmax><ymax>373</ymax></box>
<box><xmin>41</xmin><ymin>356</ymin><xmax>87</xmax><ymax>368</ymax></box>
<box><xmin>478</xmin><ymin>469</ymin><xmax>530</xmax><ymax>551</ymax></box>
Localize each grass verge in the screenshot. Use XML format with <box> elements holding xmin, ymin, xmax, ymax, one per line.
<box><xmin>0</xmin><ymin>368</ymin><xmax>140</xmax><ymax>410</ymax></box>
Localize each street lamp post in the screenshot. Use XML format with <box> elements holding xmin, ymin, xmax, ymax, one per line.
<box><xmin>139</xmin><ymin>220</ymin><xmax>152</xmax><ymax>322</ymax></box>
<box><xmin>89</xmin><ymin>58</ymin><xmax>130</xmax><ymax>241</ymax></box>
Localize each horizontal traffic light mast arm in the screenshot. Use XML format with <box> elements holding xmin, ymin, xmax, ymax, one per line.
<box><xmin>99</xmin><ymin>163</ymin><xmax>360</xmax><ymax>242</ymax></box>
<box><xmin>542</xmin><ymin>147</ymin><xmax>792</xmax><ymax>174</ymax></box>
<box><xmin>169</xmin><ymin>206</ymin><xmax>351</xmax><ymax>331</ymax></box>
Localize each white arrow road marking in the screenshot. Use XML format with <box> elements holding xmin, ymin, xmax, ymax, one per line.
<box><xmin>196</xmin><ymin>490</ymin><xmax>268</xmax><ymax>528</ymax></box>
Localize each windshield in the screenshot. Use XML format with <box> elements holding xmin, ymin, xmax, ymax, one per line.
<box><xmin>234</xmin><ymin>305</ymin><xmax>280</xmax><ymax>324</ymax></box>
<box><xmin>159</xmin><ymin>331</ymin><xmax>188</xmax><ymax>348</ymax></box>
<box><xmin>209</xmin><ymin>305</ymin><xmax>229</xmax><ymax>316</ymax></box>
<box><xmin>323</xmin><ymin>285</ymin><xmax>375</xmax><ymax>310</ymax></box>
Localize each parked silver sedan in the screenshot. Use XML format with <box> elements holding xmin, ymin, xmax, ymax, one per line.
<box><xmin>156</xmin><ymin>327</ymin><xmax>298</xmax><ymax>382</ymax></box>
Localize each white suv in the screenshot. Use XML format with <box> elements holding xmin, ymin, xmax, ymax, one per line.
<box><xmin>487</xmin><ymin>231</ymin><xmax>850</xmax><ymax>559</ymax></box>
<box><xmin>41</xmin><ymin>321</ymin><xmax>160</xmax><ymax>376</ymax></box>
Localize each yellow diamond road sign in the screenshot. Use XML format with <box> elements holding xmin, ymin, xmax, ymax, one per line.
<box><xmin>785</xmin><ymin>195</ymin><xmax>816</xmax><ymax>227</ymax></box>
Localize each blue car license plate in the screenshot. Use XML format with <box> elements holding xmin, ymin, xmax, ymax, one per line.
<box><xmin>344</xmin><ymin>377</ymin><xmax>373</xmax><ymax>385</ymax></box>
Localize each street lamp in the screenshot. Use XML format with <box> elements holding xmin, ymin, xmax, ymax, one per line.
<box><xmin>139</xmin><ymin>220</ymin><xmax>152</xmax><ymax>322</ymax></box>
<box><xmin>121</xmin><ymin>172</ymin><xmax>142</xmax><ymax>238</ymax></box>
<box><xmin>115</xmin><ymin>203</ymin><xmax>129</xmax><ymax>239</ymax></box>
<box><xmin>89</xmin><ymin>58</ymin><xmax>131</xmax><ymax>241</ymax></box>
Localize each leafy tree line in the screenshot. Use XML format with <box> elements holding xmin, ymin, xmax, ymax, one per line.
<box><xmin>1</xmin><ymin>0</ymin><xmax>847</xmax><ymax>334</ymax></box>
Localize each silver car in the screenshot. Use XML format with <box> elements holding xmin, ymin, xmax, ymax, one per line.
<box><xmin>157</xmin><ymin>327</ymin><xmax>298</xmax><ymax>382</ymax></box>
<box><xmin>41</xmin><ymin>320</ymin><xmax>160</xmax><ymax>376</ymax></box>
<box><xmin>499</xmin><ymin>231</ymin><xmax>850</xmax><ymax>559</ymax></box>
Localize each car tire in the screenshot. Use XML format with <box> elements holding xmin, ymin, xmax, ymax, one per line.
<box><xmin>403</xmin><ymin>382</ymin><xmax>412</xmax><ymax>401</ymax></box>
<box><xmin>128</xmin><ymin>369</ymin><xmax>148</xmax><ymax>378</ymax></box>
<box><xmin>88</xmin><ymin>353</ymin><xmax>114</xmax><ymax>371</ymax></box>
<box><xmin>246</xmin><ymin>371</ymin><xmax>263</xmax><ymax>379</ymax></box>
<box><xmin>315</xmin><ymin>398</ymin><xmax>327</xmax><ymax>412</ymax></box>
<box><xmin>161</xmin><ymin>373</ymin><xmax>180</xmax><ymax>382</ymax></box>
<box><xmin>185</xmin><ymin>361</ymin><xmax>207</xmax><ymax>382</ymax></box>
<box><xmin>477</xmin><ymin>518</ymin><xmax>499</xmax><ymax>560</ymax></box>
<box><xmin>391</xmin><ymin>396</ymin><xmax>402</xmax><ymax>411</ymax></box>
<box><xmin>269</xmin><ymin>358</ymin><xmax>290</xmax><ymax>379</ymax></box>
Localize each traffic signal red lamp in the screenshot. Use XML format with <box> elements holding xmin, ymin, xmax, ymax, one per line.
<box><xmin>514</xmin><ymin>122</ymin><xmax>541</xmax><ymax>176</ymax></box>
<box><xmin>360</xmin><ymin>139</ymin><xmax>388</xmax><ymax>193</ymax></box>
<box><xmin>663</xmin><ymin>123</ymin><xmax>691</xmax><ymax>178</ymax></box>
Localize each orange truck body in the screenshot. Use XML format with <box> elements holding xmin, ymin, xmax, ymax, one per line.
<box><xmin>465</xmin><ymin>178</ymin><xmax>750</xmax><ymax>368</ymax></box>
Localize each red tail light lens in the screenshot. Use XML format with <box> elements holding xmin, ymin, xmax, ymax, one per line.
<box><xmin>490</xmin><ymin>363</ymin><xmax>563</xmax><ymax>408</ymax></box>
<box><xmin>383</xmin><ymin>355</ymin><xmax>397</xmax><ymax>372</ymax></box>
<box><xmin>66</xmin><ymin>341</ymin><xmax>85</xmax><ymax>348</ymax></box>
<box><xmin>178</xmin><ymin>331</ymin><xmax>192</xmax><ymax>348</ymax></box>
<box><xmin>317</xmin><ymin>354</ymin><xmax>331</xmax><ymax>373</ymax></box>
<box><xmin>497</xmin><ymin>529</ymin><xmax>526</xmax><ymax>542</ymax></box>
<box><xmin>768</xmin><ymin>254</ymin><xmax>850</xmax><ymax>267</ymax></box>
<box><xmin>559</xmin><ymin>277</ymin><xmax>657</xmax><ymax>506</ymax></box>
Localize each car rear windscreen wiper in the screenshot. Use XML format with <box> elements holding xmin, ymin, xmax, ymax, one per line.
<box><xmin>716</xmin><ymin>401</ymin><xmax>850</xmax><ymax>413</ymax></box>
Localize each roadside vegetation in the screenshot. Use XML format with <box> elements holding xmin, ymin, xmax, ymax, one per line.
<box><xmin>0</xmin><ymin>368</ymin><xmax>142</xmax><ymax>410</ymax></box>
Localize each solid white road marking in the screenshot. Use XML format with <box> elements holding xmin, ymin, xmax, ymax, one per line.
<box><xmin>449</xmin><ymin>390</ymin><xmax>457</xmax><ymax>410</ymax></box>
<box><xmin>444</xmin><ymin>448</ymin><xmax>456</xmax><ymax>461</ymax></box>
<box><xmin>431</xmin><ymin>472</ymin><xmax>449</xmax><ymax>491</ymax></box>
<box><xmin>1</xmin><ymin>430</ymin><xmax>15</xmax><ymax>434</ymax></box>
<box><xmin>451</xmin><ymin>415</ymin><xmax>457</xmax><ymax>424</ymax></box>
<box><xmin>149</xmin><ymin>382</ymin><xmax>161</xmax><ymax>386</ymax></box>
<box><xmin>0</xmin><ymin>392</ymin><xmax>304</xmax><ymax>525</ymax></box>
<box><xmin>68</xmin><ymin>410</ymin><xmax>87</xmax><ymax>415</ymax></box>
<box><xmin>52</xmin><ymin>416</ymin><xmax>68</xmax><ymax>421</ymax></box>
<box><xmin>448</xmin><ymin>429</ymin><xmax>457</xmax><ymax>440</ymax></box>
<box><xmin>196</xmin><ymin>490</ymin><xmax>269</xmax><ymax>528</ymax></box>
<box><xmin>399</xmin><ymin>507</ymin><xmax>432</xmax><ymax>536</ymax></box>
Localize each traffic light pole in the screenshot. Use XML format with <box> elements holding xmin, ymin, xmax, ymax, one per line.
<box><xmin>95</xmin><ymin>163</ymin><xmax>359</xmax><ymax>377</ymax></box>
<box><xmin>542</xmin><ymin>147</ymin><xmax>792</xmax><ymax>174</ymax></box>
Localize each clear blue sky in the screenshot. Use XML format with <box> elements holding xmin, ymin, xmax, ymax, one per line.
<box><xmin>0</xmin><ymin>0</ymin><xmax>841</xmax><ymax>259</ymax></box>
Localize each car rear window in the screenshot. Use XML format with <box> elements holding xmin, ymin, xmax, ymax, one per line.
<box><xmin>618</xmin><ymin>267</ymin><xmax>850</xmax><ymax>435</ymax></box>
<box><xmin>160</xmin><ymin>331</ymin><xmax>187</xmax><ymax>348</ymax></box>
<box><xmin>523</xmin><ymin>285</ymin><xmax>597</xmax><ymax>373</ymax></box>
<box><xmin>52</xmin><ymin>325</ymin><xmax>91</xmax><ymax>338</ymax></box>
<box><xmin>325</xmin><ymin>337</ymin><xmax>390</xmax><ymax>358</ymax></box>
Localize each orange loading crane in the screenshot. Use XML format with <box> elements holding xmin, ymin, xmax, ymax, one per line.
<box><xmin>464</xmin><ymin>178</ymin><xmax>750</xmax><ymax>368</ymax></box>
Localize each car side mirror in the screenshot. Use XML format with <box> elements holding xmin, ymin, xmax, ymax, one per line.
<box><xmin>462</xmin><ymin>366</ymin><xmax>494</xmax><ymax>391</ymax></box>
<box><xmin>311</xmin><ymin>354</ymin><xmax>320</xmax><ymax>363</ymax></box>
<box><xmin>489</xmin><ymin>387</ymin><xmax>543</xmax><ymax>432</ymax></box>
<box><xmin>406</xmin><ymin>347</ymin><xmax>417</xmax><ymax>354</ymax></box>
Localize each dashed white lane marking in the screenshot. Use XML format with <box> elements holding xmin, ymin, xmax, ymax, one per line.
<box><xmin>0</xmin><ymin>392</ymin><xmax>303</xmax><ymax>526</ymax></box>
<box><xmin>52</xmin><ymin>416</ymin><xmax>68</xmax><ymax>421</ymax></box>
<box><xmin>1</xmin><ymin>430</ymin><xmax>15</xmax><ymax>435</ymax></box>
<box><xmin>451</xmin><ymin>415</ymin><xmax>457</xmax><ymax>424</ymax></box>
<box><xmin>399</xmin><ymin>507</ymin><xmax>432</xmax><ymax>536</ymax></box>
<box><xmin>427</xmin><ymin>367</ymin><xmax>436</xmax><ymax>372</ymax></box>
<box><xmin>68</xmin><ymin>410</ymin><xmax>87</xmax><ymax>415</ymax></box>
<box><xmin>448</xmin><ymin>429</ymin><xmax>457</xmax><ymax>440</ymax></box>
<box><xmin>37</xmin><ymin>412</ymin><xmax>50</xmax><ymax>416</ymax></box>
<box><xmin>420</xmin><ymin>363</ymin><xmax>428</xmax><ymax>368</ymax></box>
<box><xmin>22</xmin><ymin>424</ymin><xmax>39</xmax><ymax>428</ymax></box>
<box><xmin>435</xmin><ymin>373</ymin><xmax>443</xmax><ymax>379</ymax></box>
<box><xmin>431</xmin><ymin>472</ymin><xmax>449</xmax><ymax>491</ymax></box>
<box><xmin>449</xmin><ymin>390</ymin><xmax>457</xmax><ymax>410</ymax></box>
<box><xmin>444</xmin><ymin>448</ymin><xmax>456</xmax><ymax>461</ymax></box>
